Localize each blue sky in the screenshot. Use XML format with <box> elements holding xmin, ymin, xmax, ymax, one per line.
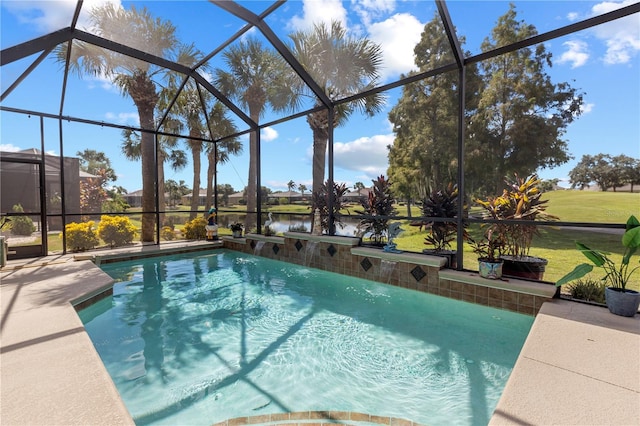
<box><xmin>1</xmin><ymin>0</ymin><xmax>639</xmax><ymax>193</ymax></box>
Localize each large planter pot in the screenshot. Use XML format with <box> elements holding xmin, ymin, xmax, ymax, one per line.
<box><xmin>478</xmin><ymin>258</ymin><xmax>503</xmax><ymax>280</ymax></box>
<box><xmin>422</xmin><ymin>249</ymin><xmax>457</xmax><ymax>268</ymax></box>
<box><xmin>232</xmin><ymin>230</ymin><xmax>243</xmax><ymax>238</ymax></box>
<box><xmin>605</xmin><ymin>287</ymin><xmax>640</xmax><ymax>317</ymax></box>
<box><xmin>501</xmin><ymin>255</ymin><xmax>548</xmax><ymax>280</ymax></box>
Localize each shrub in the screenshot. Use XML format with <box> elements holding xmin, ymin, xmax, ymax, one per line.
<box><xmin>10</xmin><ymin>204</ymin><xmax>36</xmax><ymax>236</ymax></box>
<box><xmin>183</xmin><ymin>217</ymin><xmax>207</xmax><ymax>240</ymax></box>
<box><xmin>161</xmin><ymin>226</ymin><xmax>176</xmax><ymax>241</ymax></box>
<box><xmin>567</xmin><ymin>278</ymin><xmax>606</xmax><ymax>304</ymax></box>
<box><xmin>97</xmin><ymin>215</ymin><xmax>137</xmax><ymax>248</ymax></box>
<box><xmin>64</xmin><ymin>221</ymin><xmax>99</xmax><ymax>252</ymax></box>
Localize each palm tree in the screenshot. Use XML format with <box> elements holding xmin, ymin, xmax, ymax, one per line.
<box><xmin>161</xmin><ymin>43</ymin><xmax>211</xmax><ymax>220</ymax></box>
<box><xmin>58</xmin><ymin>3</ymin><xmax>178</xmax><ymax>241</ymax></box>
<box><xmin>121</xmin><ymin>126</ymin><xmax>187</xmax><ymax>223</ymax></box>
<box><xmin>289</xmin><ymin>21</ymin><xmax>384</xmax><ymax>197</ymax></box>
<box><xmin>215</xmin><ymin>38</ymin><xmax>300</xmax><ymax>230</ymax></box>
<box><xmin>298</xmin><ymin>183</ymin><xmax>308</xmax><ymax>201</ymax></box>
<box><xmin>287</xmin><ymin>180</ymin><xmax>296</xmax><ymax>204</ymax></box>
<box><xmin>354</xmin><ymin>181</ymin><xmax>365</xmax><ymax>196</ymax></box>
<box><xmin>204</xmin><ymin>102</ymin><xmax>242</xmax><ymax>211</ymax></box>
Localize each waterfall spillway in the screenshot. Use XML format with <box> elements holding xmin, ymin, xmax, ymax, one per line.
<box><xmin>254</xmin><ymin>241</ymin><xmax>266</xmax><ymax>255</ymax></box>
<box><xmin>380</xmin><ymin>259</ymin><xmax>397</xmax><ymax>284</ymax></box>
<box><xmin>304</xmin><ymin>241</ymin><xmax>319</xmax><ymax>266</ymax></box>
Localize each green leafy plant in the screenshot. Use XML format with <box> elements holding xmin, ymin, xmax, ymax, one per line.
<box><xmin>183</xmin><ymin>217</ymin><xmax>207</xmax><ymax>240</ymax></box>
<box><xmin>556</xmin><ymin>215</ymin><xmax>640</xmax><ymax>290</ymax></box>
<box><xmin>567</xmin><ymin>278</ymin><xmax>606</xmax><ymax>304</ymax></box>
<box><xmin>476</xmin><ymin>173</ymin><xmax>557</xmax><ymax>258</ymax></box>
<box><xmin>311</xmin><ymin>180</ymin><xmax>350</xmax><ymax>234</ymax></box>
<box><xmin>63</xmin><ymin>221</ymin><xmax>99</xmax><ymax>252</ymax></box>
<box><xmin>97</xmin><ymin>215</ymin><xmax>137</xmax><ymax>248</ymax></box>
<box><xmin>420</xmin><ymin>183</ymin><xmax>460</xmax><ymax>251</ymax></box>
<box><xmin>355</xmin><ymin>175</ymin><xmax>396</xmax><ymax>245</ymax></box>
<box><xmin>469</xmin><ymin>227</ymin><xmax>506</xmax><ymax>262</ymax></box>
<box><xmin>10</xmin><ymin>204</ymin><xmax>36</xmax><ymax>236</ymax></box>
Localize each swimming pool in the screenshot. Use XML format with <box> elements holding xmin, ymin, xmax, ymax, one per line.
<box><xmin>80</xmin><ymin>249</ymin><xmax>533</xmax><ymax>425</ymax></box>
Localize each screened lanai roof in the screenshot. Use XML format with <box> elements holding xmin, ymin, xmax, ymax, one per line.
<box><xmin>2</xmin><ymin>0</ymin><xmax>638</xmax><ymax>145</ymax></box>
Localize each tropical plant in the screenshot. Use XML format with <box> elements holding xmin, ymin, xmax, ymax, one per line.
<box><xmin>289</xmin><ymin>21</ymin><xmax>384</xmax><ymax>197</ymax></box>
<box><xmin>216</xmin><ymin>38</ymin><xmax>300</xmax><ymax>230</ymax></box>
<box><xmin>469</xmin><ymin>227</ymin><xmax>506</xmax><ymax>263</ymax></box>
<box><xmin>97</xmin><ymin>215</ymin><xmax>137</xmax><ymax>248</ymax></box>
<box><xmin>355</xmin><ymin>175</ymin><xmax>396</xmax><ymax>245</ymax></box>
<box><xmin>476</xmin><ymin>173</ymin><xmax>557</xmax><ymax>258</ymax></box>
<box><xmin>311</xmin><ymin>180</ymin><xmax>350</xmax><ymax>234</ymax></box>
<box><xmin>420</xmin><ymin>183</ymin><xmax>460</xmax><ymax>252</ymax></box>
<box><xmin>58</xmin><ymin>3</ymin><xmax>179</xmax><ymax>241</ymax></box>
<box><xmin>556</xmin><ymin>215</ymin><xmax>640</xmax><ymax>291</ymax></box>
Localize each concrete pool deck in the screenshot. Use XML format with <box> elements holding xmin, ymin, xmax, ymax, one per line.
<box><xmin>1</xmin><ymin>244</ymin><xmax>638</xmax><ymax>425</ymax></box>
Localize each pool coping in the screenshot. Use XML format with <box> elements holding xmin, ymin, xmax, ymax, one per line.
<box><xmin>1</xmin><ymin>244</ymin><xmax>639</xmax><ymax>425</ymax></box>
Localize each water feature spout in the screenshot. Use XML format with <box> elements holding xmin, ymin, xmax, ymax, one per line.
<box><xmin>380</xmin><ymin>259</ymin><xmax>397</xmax><ymax>284</ymax></box>
<box><xmin>304</xmin><ymin>241</ymin><xmax>319</xmax><ymax>266</ymax></box>
<box><xmin>254</xmin><ymin>241</ymin><xmax>266</xmax><ymax>256</ymax></box>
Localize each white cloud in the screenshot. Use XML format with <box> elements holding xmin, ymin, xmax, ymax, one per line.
<box><xmin>582</xmin><ymin>102</ymin><xmax>595</xmax><ymax>114</ymax></box>
<box><xmin>352</xmin><ymin>0</ymin><xmax>396</xmax><ymax>27</ymax></box>
<box><xmin>0</xmin><ymin>144</ymin><xmax>21</xmax><ymax>152</ymax></box>
<box><xmin>3</xmin><ymin>0</ymin><xmax>121</xmax><ymax>33</ymax></box>
<box><xmin>261</xmin><ymin>127</ymin><xmax>278</xmax><ymax>142</ymax></box>
<box><xmin>289</xmin><ymin>0</ymin><xmax>347</xmax><ymax>31</ymax></box>
<box><xmin>558</xmin><ymin>40</ymin><xmax>590</xmax><ymax>68</ymax></box>
<box><xmin>333</xmin><ymin>133</ymin><xmax>394</xmax><ymax>178</ymax></box>
<box><xmin>367</xmin><ymin>13</ymin><xmax>424</xmax><ymax>80</ymax></box>
<box><xmin>567</xmin><ymin>12</ymin><xmax>580</xmax><ymax>22</ymax></box>
<box><xmin>590</xmin><ymin>0</ymin><xmax>640</xmax><ymax>65</ymax></box>
<box><xmin>104</xmin><ymin>112</ymin><xmax>139</xmax><ymax>125</ymax></box>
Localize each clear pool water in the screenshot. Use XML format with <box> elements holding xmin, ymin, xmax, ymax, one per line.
<box><xmin>81</xmin><ymin>249</ymin><xmax>533</xmax><ymax>426</ymax></box>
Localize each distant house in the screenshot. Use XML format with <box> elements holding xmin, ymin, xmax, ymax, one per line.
<box><xmin>228</xmin><ymin>191</ymin><xmax>245</xmax><ymax>205</ymax></box>
<box><xmin>180</xmin><ymin>189</ymin><xmax>209</xmax><ymax>207</ymax></box>
<box><xmin>268</xmin><ymin>190</ymin><xmax>304</xmax><ymax>203</ymax></box>
<box><xmin>124</xmin><ymin>189</ymin><xmax>144</xmax><ymax>208</ymax></box>
<box><xmin>343</xmin><ymin>188</ymin><xmax>371</xmax><ymax>203</ymax></box>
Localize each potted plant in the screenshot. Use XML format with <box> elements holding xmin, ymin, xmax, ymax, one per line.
<box><xmin>229</xmin><ymin>222</ymin><xmax>244</xmax><ymax>238</ymax></box>
<box><xmin>476</xmin><ymin>173</ymin><xmax>557</xmax><ymax>280</ymax></box>
<box><xmin>419</xmin><ymin>183</ymin><xmax>462</xmax><ymax>268</ymax></box>
<box><xmin>555</xmin><ymin>215</ymin><xmax>640</xmax><ymax>317</ymax></box>
<box><xmin>469</xmin><ymin>227</ymin><xmax>506</xmax><ymax>279</ymax></box>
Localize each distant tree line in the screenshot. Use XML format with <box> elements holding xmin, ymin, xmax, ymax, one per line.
<box><xmin>569</xmin><ymin>154</ymin><xmax>640</xmax><ymax>192</ymax></box>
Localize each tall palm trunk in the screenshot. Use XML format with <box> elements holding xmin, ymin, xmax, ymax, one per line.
<box><xmin>308</xmin><ymin>110</ymin><xmax>329</xmax><ymax>196</ymax></box>
<box><xmin>157</xmin><ymin>150</ymin><xmax>166</xmax><ymax>226</ymax></box>
<box><xmin>130</xmin><ymin>75</ymin><xmax>159</xmax><ymax>242</ymax></box>
<box><xmin>206</xmin><ymin>149</ymin><xmax>215</xmax><ymax>210</ymax></box>
<box><xmin>189</xmin><ymin>135</ymin><xmax>203</xmax><ymax>220</ymax></box>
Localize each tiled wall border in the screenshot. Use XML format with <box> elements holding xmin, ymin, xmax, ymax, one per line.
<box><xmin>222</xmin><ymin>234</ymin><xmax>557</xmax><ymax>315</ymax></box>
